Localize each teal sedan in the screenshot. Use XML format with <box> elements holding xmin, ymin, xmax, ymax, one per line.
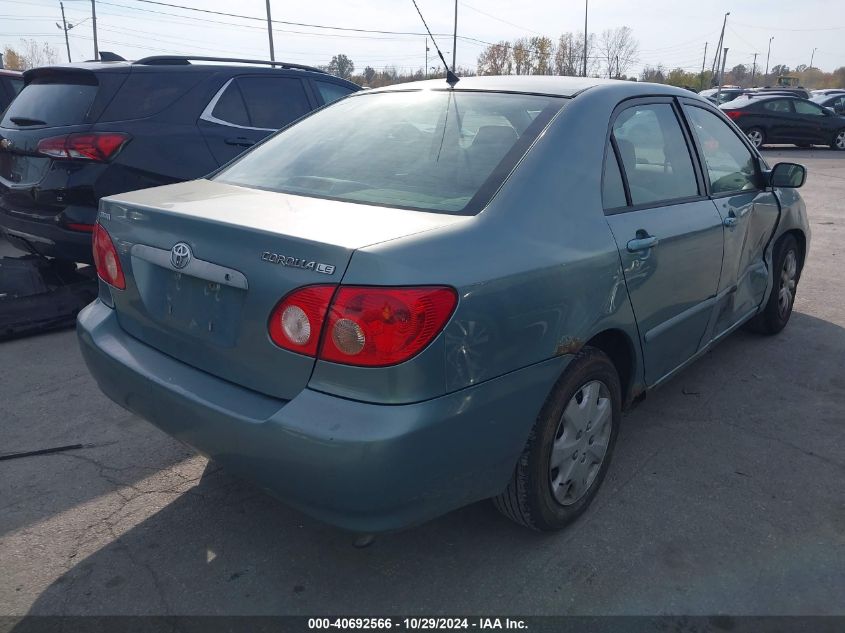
<box><xmin>77</xmin><ymin>76</ymin><xmax>809</xmax><ymax>533</ymax></box>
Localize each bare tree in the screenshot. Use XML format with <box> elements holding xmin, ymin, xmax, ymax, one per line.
<box><xmin>477</xmin><ymin>41</ymin><xmax>512</xmax><ymax>76</ymax></box>
<box><xmin>598</xmin><ymin>27</ymin><xmax>639</xmax><ymax>78</ymax></box>
<box><xmin>530</xmin><ymin>36</ymin><xmax>554</xmax><ymax>75</ymax></box>
<box><xmin>575</xmin><ymin>32</ymin><xmax>600</xmax><ymax>77</ymax></box>
<box><xmin>512</xmin><ymin>37</ymin><xmax>532</xmax><ymax>75</ymax></box>
<box><xmin>3</xmin><ymin>39</ymin><xmax>58</xmax><ymax>70</ymax></box>
<box><xmin>640</xmin><ymin>64</ymin><xmax>667</xmax><ymax>83</ymax></box>
<box><xmin>554</xmin><ymin>33</ymin><xmax>580</xmax><ymax>76</ymax></box>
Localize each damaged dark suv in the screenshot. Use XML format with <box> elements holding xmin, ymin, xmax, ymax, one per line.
<box><xmin>0</xmin><ymin>55</ymin><xmax>358</xmax><ymax>263</ymax></box>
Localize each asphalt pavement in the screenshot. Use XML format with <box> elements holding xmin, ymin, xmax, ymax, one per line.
<box><xmin>1</xmin><ymin>147</ymin><xmax>843</xmax><ymax>616</ymax></box>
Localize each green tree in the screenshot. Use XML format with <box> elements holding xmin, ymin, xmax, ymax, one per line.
<box><xmin>328</xmin><ymin>54</ymin><xmax>354</xmax><ymax>80</ymax></box>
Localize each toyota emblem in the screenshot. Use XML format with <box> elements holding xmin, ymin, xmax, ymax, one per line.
<box><xmin>170</xmin><ymin>242</ymin><xmax>192</xmax><ymax>269</ymax></box>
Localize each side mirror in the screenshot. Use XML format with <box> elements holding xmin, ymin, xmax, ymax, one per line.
<box><xmin>769</xmin><ymin>162</ymin><xmax>807</xmax><ymax>188</ymax></box>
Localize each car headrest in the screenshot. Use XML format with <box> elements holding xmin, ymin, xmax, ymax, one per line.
<box><xmin>471</xmin><ymin>125</ymin><xmax>518</xmax><ymax>149</ymax></box>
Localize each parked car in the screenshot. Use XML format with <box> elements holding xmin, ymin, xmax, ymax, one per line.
<box><xmin>811</xmin><ymin>92</ymin><xmax>845</xmax><ymax>115</ymax></box>
<box><xmin>755</xmin><ymin>86</ymin><xmax>811</xmax><ymax>99</ymax></box>
<box><xmin>78</xmin><ymin>76</ymin><xmax>809</xmax><ymax>533</ymax></box>
<box><xmin>0</xmin><ymin>55</ymin><xmax>359</xmax><ymax>264</ymax></box>
<box><xmin>810</xmin><ymin>88</ymin><xmax>845</xmax><ymax>97</ymax></box>
<box><xmin>721</xmin><ymin>94</ymin><xmax>845</xmax><ymax>149</ymax></box>
<box><xmin>0</xmin><ymin>68</ymin><xmax>23</xmax><ymax>113</ymax></box>
<box><xmin>699</xmin><ymin>87</ymin><xmax>746</xmax><ymax>104</ymax></box>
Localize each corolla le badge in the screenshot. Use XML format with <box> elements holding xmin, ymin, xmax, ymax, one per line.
<box><xmin>170</xmin><ymin>242</ymin><xmax>192</xmax><ymax>269</ymax></box>
<box><xmin>0</xmin><ymin>139</ymin><xmax>12</xmax><ymax>150</ymax></box>
<box><xmin>261</xmin><ymin>251</ymin><xmax>335</xmax><ymax>275</ymax></box>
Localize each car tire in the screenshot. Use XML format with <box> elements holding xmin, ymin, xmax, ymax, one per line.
<box><xmin>746</xmin><ymin>127</ymin><xmax>765</xmax><ymax>149</ymax></box>
<box><xmin>831</xmin><ymin>129</ymin><xmax>845</xmax><ymax>151</ymax></box>
<box><xmin>746</xmin><ymin>234</ymin><xmax>802</xmax><ymax>335</ymax></box>
<box><xmin>493</xmin><ymin>347</ymin><xmax>621</xmax><ymax>531</ymax></box>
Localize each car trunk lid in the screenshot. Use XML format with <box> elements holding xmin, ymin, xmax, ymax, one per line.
<box><xmin>99</xmin><ymin>179</ymin><xmax>467</xmax><ymax>400</ymax></box>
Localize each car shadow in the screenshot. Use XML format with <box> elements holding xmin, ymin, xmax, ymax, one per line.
<box><xmin>13</xmin><ymin>312</ymin><xmax>845</xmax><ymax>616</ymax></box>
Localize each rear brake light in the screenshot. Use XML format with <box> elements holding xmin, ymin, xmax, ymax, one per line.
<box><xmin>64</xmin><ymin>222</ymin><xmax>95</xmax><ymax>233</ymax></box>
<box><xmin>725</xmin><ymin>111</ymin><xmax>743</xmax><ymax>120</ymax></box>
<box><xmin>37</xmin><ymin>132</ymin><xmax>130</xmax><ymax>161</ymax></box>
<box><xmin>268</xmin><ymin>285</ymin><xmax>336</xmax><ymax>356</ymax></box>
<box><xmin>267</xmin><ymin>285</ymin><xmax>458</xmax><ymax>366</ymax></box>
<box><xmin>320</xmin><ymin>286</ymin><xmax>457</xmax><ymax>367</ymax></box>
<box><xmin>92</xmin><ymin>224</ymin><xmax>125</xmax><ymax>289</ymax></box>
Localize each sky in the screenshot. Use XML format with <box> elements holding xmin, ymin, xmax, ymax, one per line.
<box><xmin>1</xmin><ymin>0</ymin><xmax>843</xmax><ymax>77</ymax></box>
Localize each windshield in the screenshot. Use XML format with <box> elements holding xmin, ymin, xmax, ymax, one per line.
<box><xmin>216</xmin><ymin>90</ymin><xmax>565</xmax><ymax>215</ymax></box>
<box><xmin>1</xmin><ymin>76</ymin><xmax>97</xmax><ymax>128</ymax></box>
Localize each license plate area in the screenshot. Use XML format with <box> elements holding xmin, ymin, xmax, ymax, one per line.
<box><xmin>132</xmin><ymin>260</ymin><xmax>246</xmax><ymax>347</ymax></box>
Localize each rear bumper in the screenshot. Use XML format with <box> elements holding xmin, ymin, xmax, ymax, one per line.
<box><xmin>77</xmin><ymin>300</ymin><xmax>570</xmax><ymax>532</ymax></box>
<box><xmin>0</xmin><ymin>205</ymin><xmax>96</xmax><ymax>263</ymax></box>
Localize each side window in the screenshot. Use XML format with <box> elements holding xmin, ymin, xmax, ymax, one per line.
<box><xmin>210</xmin><ymin>80</ymin><xmax>250</xmax><ymax>127</ymax></box>
<box><xmin>315</xmin><ymin>81</ymin><xmax>355</xmax><ymax>105</ymax></box>
<box><xmin>612</xmin><ymin>103</ymin><xmax>699</xmax><ymax>206</ymax></box>
<box><xmin>237</xmin><ymin>76</ymin><xmax>312</xmax><ymax>129</ymax></box>
<box><xmin>602</xmin><ymin>142</ymin><xmax>627</xmax><ymax>209</ymax></box>
<box><xmin>685</xmin><ymin>106</ymin><xmax>759</xmax><ymax>195</ymax></box>
<box><xmin>101</xmin><ymin>73</ymin><xmax>202</xmax><ymax>121</ymax></box>
<box><xmin>793</xmin><ymin>100</ymin><xmax>825</xmax><ymax>116</ymax></box>
<box><xmin>763</xmin><ymin>99</ymin><xmax>792</xmax><ymax>113</ymax></box>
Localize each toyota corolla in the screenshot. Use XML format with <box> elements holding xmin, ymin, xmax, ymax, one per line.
<box><xmin>77</xmin><ymin>76</ymin><xmax>809</xmax><ymax>533</ymax></box>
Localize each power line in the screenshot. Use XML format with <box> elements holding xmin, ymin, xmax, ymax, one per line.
<box><xmin>459</xmin><ymin>2</ymin><xmax>543</xmax><ymax>36</ymax></box>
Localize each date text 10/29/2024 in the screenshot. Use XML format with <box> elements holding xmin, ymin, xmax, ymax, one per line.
<box><xmin>308</xmin><ymin>618</ymin><xmax>528</xmax><ymax>630</ymax></box>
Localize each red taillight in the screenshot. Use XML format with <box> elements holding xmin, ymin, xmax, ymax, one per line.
<box><xmin>725</xmin><ymin>110</ymin><xmax>743</xmax><ymax>120</ymax></box>
<box><xmin>92</xmin><ymin>224</ymin><xmax>125</xmax><ymax>289</ymax></box>
<box><xmin>268</xmin><ymin>285</ymin><xmax>336</xmax><ymax>356</ymax></box>
<box><xmin>37</xmin><ymin>132</ymin><xmax>130</xmax><ymax>162</ymax></box>
<box><xmin>64</xmin><ymin>222</ymin><xmax>95</xmax><ymax>233</ymax></box>
<box><xmin>267</xmin><ymin>285</ymin><xmax>458</xmax><ymax>366</ymax></box>
<box><xmin>320</xmin><ymin>286</ymin><xmax>458</xmax><ymax>367</ymax></box>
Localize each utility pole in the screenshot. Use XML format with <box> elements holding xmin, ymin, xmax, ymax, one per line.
<box><xmin>583</xmin><ymin>0</ymin><xmax>588</xmax><ymax>77</ymax></box>
<box><xmin>751</xmin><ymin>52</ymin><xmax>758</xmax><ymax>85</ymax></box>
<box><xmin>451</xmin><ymin>0</ymin><xmax>457</xmax><ymax>72</ymax></box>
<box><xmin>91</xmin><ymin>0</ymin><xmax>98</xmax><ymax>60</ymax></box>
<box><xmin>699</xmin><ymin>42</ymin><xmax>708</xmax><ymax>90</ymax></box>
<box><xmin>810</xmin><ymin>47</ymin><xmax>817</xmax><ymax>69</ymax></box>
<box><xmin>764</xmin><ymin>36</ymin><xmax>774</xmax><ymax>81</ymax></box>
<box><xmin>265</xmin><ymin>0</ymin><xmax>275</xmax><ymax>61</ymax></box>
<box><xmin>717</xmin><ymin>47</ymin><xmax>728</xmax><ymax>102</ymax></box>
<box><xmin>425</xmin><ymin>39</ymin><xmax>429</xmax><ymax>78</ymax></box>
<box><xmin>711</xmin><ymin>12</ymin><xmax>729</xmax><ymax>82</ymax></box>
<box><xmin>59</xmin><ymin>2</ymin><xmax>72</xmax><ymax>63</ymax></box>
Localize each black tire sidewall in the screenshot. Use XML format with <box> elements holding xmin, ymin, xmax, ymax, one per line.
<box><xmin>763</xmin><ymin>234</ymin><xmax>800</xmax><ymax>333</ymax></box>
<box><xmin>523</xmin><ymin>349</ymin><xmax>622</xmax><ymax>530</ymax></box>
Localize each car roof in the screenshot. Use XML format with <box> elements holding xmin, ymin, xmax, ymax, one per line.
<box><xmin>366</xmin><ymin>75</ymin><xmax>692</xmax><ymax>98</ymax></box>
<box><xmin>0</xmin><ymin>69</ymin><xmax>23</xmax><ymax>77</ymax></box>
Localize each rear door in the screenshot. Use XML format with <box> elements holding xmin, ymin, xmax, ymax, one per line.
<box><xmin>759</xmin><ymin>98</ymin><xmax>799</xmax><ymax>142</ymax></box>
<box><xmin>198</xmin><ymin>74</ymin><xmax>316</xmax><ymax>165</ymax></box>
<box><xmin>604</xmin><ymin>98</ymin><xmax>725</xmax><ymax>385</ymax></box>
<box><xmin>682</xmin><ymin>101</ymin><xmax>780</xmax><ymax>335</ymax></box>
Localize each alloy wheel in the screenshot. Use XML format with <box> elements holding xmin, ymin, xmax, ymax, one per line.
<box><xmin>548</xmin><ymin>380</ymin><xmax>612</xmax><ymax>506</ymax></box>
<box><xmin>778</xmin><ymin>249</ymin><xmax>798</xmax><ymax>319</ymax></box>
<box><xmin>835</xmin><ymin>131</ymin><xmax>845</xmax><ymax>150</ymax></box>
<box><xmin>747</xmin><ymin>130</ymin><xmax>763</xmax><ymax>148</ymax></box>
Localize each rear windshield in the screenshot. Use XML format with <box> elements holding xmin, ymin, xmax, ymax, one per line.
<box><xmin>1</xmin><ymin>75</ymin><xmax>97</xmax><ymax>128</ymax></box>
<box><xmin>216</xmin><ymin>90</ymin><xmax>565</xmax><ymax>215</ymax></box>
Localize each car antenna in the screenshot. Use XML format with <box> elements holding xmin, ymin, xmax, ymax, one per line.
<box><xmin>410</xmin><ymin>0</ymin><xmax>459</xmax><ymax>87</ymax></box>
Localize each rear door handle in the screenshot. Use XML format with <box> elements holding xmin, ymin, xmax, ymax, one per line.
<box><xmin>225</xmin><ymin>137</ymin><xmax>256</xmax><ymax>147</ymax></box>
<box><xmin>626</xmin><ymin>232</ymin><xmax>659</xmax><ymax>252</ymax></box>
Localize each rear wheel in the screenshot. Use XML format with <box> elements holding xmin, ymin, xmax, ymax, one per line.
<box><xmin>493</xmin><ymin>348</ymin><xmax>621</xmax><ymax>531</ymax></box>
<box><xmin>746</xmin><ymin>234</ymin><xmax>801</xmax><ymax>335</ymax></box>
<box><xmin>746</xmin><ymin>127</ymin><xmax>765</xmax><ymax>149</ymax></box>
<box><xmin>831</xmin><ymin>129</ymin><xmax>845</xmax><ymax>151</ymax></box>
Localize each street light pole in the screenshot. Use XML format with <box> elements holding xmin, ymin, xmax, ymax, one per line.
<box><xmin>751</xmin><ymin>52</ymin><xmax>758</xmax><ymax>85</ymax></box>
<box><xmin>91</xmin><ymin>0</ymin><xmax>98</xmax><ymax>60</ymax></box>
<box><xmin>265</xmin><ymin>0</ymin><xmax>275</xmax><ymax>61</ymax></box>
<box><xmin>451</xmin><ymin>0</ymin><xmax>457</xmax><ymax>73</ymax></box>
<box><xmin>59</xmin><ymin>2</ymin><xmax>72</xmax><ymax>63</ymax></box>
<box><xmin>717</xmin><ymin>47</ymin><xmax>728</xmax><ymax>102</ymax></box>
<box><xmin>583</xmin><ymin>0</ymin><xmax>588</xmax><ymax>77</ymax></box>
<box><xmin>764</xmin><ymin>36</ymin><xmax>774</xmax><ymax>80</ymax></box>
<box><xmin>699</xmin><ymin>42</ymin><xmax>708</xmax><ymax>90</ymax></box>
<box><xmin>810</xmin><ymin>47</ymin><xmax>817</xmax><ymax>69</ymax></box>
